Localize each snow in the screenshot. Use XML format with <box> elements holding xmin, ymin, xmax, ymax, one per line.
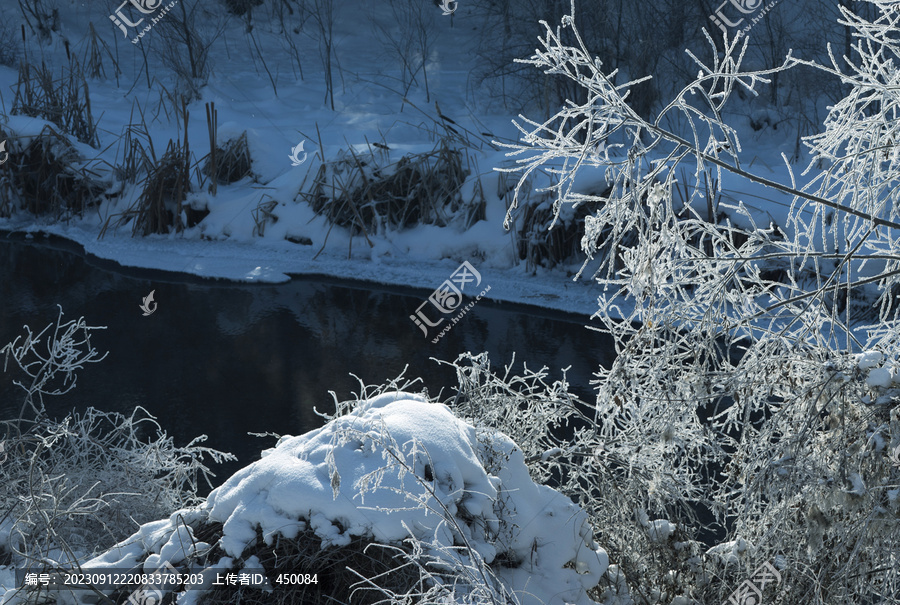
<box><xmin>50</xmin><ymin>393</ymin><xmax>607</xmax><ymax>605</ymax></box>
<box><xmin>540</xmin><ymin>447</ymin><xmax>564</xmax><ymax>461</ymax></box>
<box><xmin>637</xmin><ymin>509</ymin><xmax>676</xmax><ymax>543</ymax></box>
<box><xmin>866</xmin><ymin>367</ymin><xmax>893</xmax><ymax>389</ymax></box>
<box><xmin>646</xmin><ymin>519</ymin><xmax>677</xmax><ymax>543</ymax></box>
<box><xmin>856</xmin><ymin>351</ymin><xmax>885</xmax><ymax>370</ymax></box>
<box><xmin>846</xmin><ymin>473</ymin><xmax>867</xmax><ymax>497</ymax></box>
<box><xmin>0</xmin><ymin>571</ymin><xmax>12</xmax><ymax>605</ymax></box>
<box><xmin>206</xmin><ymin>392</ymin><xmax>608</xmax><ymax>604</ymax></box>
<box><xmin>705</xmin><ymin>538</ymin><xmax>752</xmax><ymax>566</ymax></box>
<box><xmin>854</xmin><ymin>351</ymin><xmax>899</xmax><ymax>388</ymax></box>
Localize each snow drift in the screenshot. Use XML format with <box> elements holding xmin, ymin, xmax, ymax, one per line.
<box><xmin>69</xmin><ymin>392</ymin><xmax>608</xmax><ymax>605</ymax></box>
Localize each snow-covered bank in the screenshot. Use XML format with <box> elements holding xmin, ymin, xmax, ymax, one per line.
<box><xmin>0</xmin><ymin>221</ymin><xmax>602</xmax><ymax>317</ymax></box>
<box><xmin>0</xmin><ymin>0</ymin><xmax>811</xmax><ymax>324</ymax></box>
<box><xmin>0</xmin><ymin>0</ymin><xmax>649</xmax><ymax>326</ymax></box>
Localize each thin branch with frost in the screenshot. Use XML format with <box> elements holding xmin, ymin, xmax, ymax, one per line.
<box><xmin>0</xmin><ymin>309</ymin><xmax>234</xmax><ymax>601</ymax></box>
<box><xmin>2</xmin><ymin>305</ymin><xmax>107</xmax><ymax>419</ymax></box>
<box><xmin>492</xmin><ymin>1</ymin><xmax>900</xmax><ymax>602</ymax></box>
<box><xmin>0</xmin><ymin>405</ymin><xmax>234</xmax><ymax>572</ymax></box>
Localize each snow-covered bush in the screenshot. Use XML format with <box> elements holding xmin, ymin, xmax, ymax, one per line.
<box><xmin>0</xmin><ymin>123</ymin><xmax>106</xmax><ymax>220</ymax></box>
<box><xmin>60</xmin><ymin>386</ymin><xmax>607</xmax><ymax>605</ymax></box>
<box><xmin>0</xmin><ymin>310</ymin><xmax>234</xmax><ymax>604</ymax></box>
<box><xmin>493</xmin><ymin>1</ymin><xmax>900</xmax><ymax>603</ymax></box>
<box><xmin>0</xmin><ymin>408</ymin><xmax>233</xmax><ymax>573</ymax></box>
<box><xmin>300</xmin><ymin>140</ymin><xmax>475</xmax><ymax>235</ymax></box>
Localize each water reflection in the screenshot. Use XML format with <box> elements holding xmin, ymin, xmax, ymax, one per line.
<box><xmin>0</xmin><ymin>234</ymin><xmax>613</xmax><ymax>486</ymax></box>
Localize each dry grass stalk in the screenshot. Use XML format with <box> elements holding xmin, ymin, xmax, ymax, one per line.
<box><xmin>12</xmin><ymin>58</ymin><xmax>98</xmax><ymax>147</ymax></box>
<box><xmin>82</xmin><ymin>22</ymin><xmax>120</xmax><ymax>82</ymax></box>
<box><xmin>115</xmin><ymin>124</ymin><xmax>155</xmax><ymax>186</ymax></box>
<box><xmin>0</xmin><ymin>125</ymin><xmax>104</xmax><ymax>219</ymax></box>
<box><xmin>128</xmin><ymin>138</ymin><xmax>191</xmax><ymax>236</ymax></box>
<box><xmin>252</xmin><ymin>196</ymin><xmax>278</xmax><ymax>237</ymax></box>
<box><xmin>105</xmin><ymin>99</ymin><xmax>193</xmax><ymax>236</ymax></box>
<box><xmin>102</xmin><ymin>101</ymin><xmax>214</xmax><ymax>238</ymax></box>
<box><xmin>205</xmin><ymin>102</ymin><xmax>218</xmax><ymax>195</ymax></box>
<box><xmin>402</xmin><ymin>98</ymin><xmax>500</xmax><ymax>151</ymax></box>
<box><xmin>302</xmin><ymin>138</ymin><xmax>468</xmax><ymax>236</ymax></box>
<box><xmin>204</xmin><ymin>132</ymin><xmax>252</xmax><ymax>186</ymax></box>
<box><xmin>465</xmin><ymin>175</ymin><xmax>487</xmax><ymax>230</ymax></box>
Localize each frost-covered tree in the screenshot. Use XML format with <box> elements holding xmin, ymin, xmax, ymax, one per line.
<box><xmin>496</xmin><ymin>1</ymin><xmax>900</xmax><ymax>602</ymax></box>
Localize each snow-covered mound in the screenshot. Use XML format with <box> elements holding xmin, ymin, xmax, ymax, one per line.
<box><xmin>74</xmin><ymin>392</ymin><xmax>608</xmax><ymax>605</ymax></box>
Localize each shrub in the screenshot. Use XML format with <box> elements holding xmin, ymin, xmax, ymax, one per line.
<box><xmin>152</xmin><ymin>1</ymin><xmax>219</xmax><ymax>101</ymax></box>
<box><xmin>0</xmin><ymin>308</ymin><xmax>234</xmax><ymax>591</ymax></box>
<box><xmin>128</xmin><ymin>137</ymin><xmax>192</xmax><ymax>236</ymax></box>
<box><xmin>204</xmin><ymin>132</ymin><xmax>253</xmax><ymax>186</ymax></box>
<box><xmin>301</xmin><ymin>139</ymin><xmax>469</xmax><ymax>235</ymax></box>
<box><xmin>494</xmin><ymin>1</ymin><xmax>900</xmax><ymax>602</ymax></box>
<box><xmin>0</xmin><ymin>125</ymin><xmax>105</xmax><ymax>219</ymax></box>
<box><xmin>12</xmin><ymin>60</ymin><xmax>99</xmax><ymax>147</ymax></box>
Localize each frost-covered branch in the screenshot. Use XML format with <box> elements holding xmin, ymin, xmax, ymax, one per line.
<box><xmin>0</xmin><ymin>310</ymin><xmax>234</xmax><ymax>601</ymax></box>
<box><xmin>2</xmin><ymin>306</ymin><xmax>107</xmax><ymax>420</ymax></box>
<box><xmin>493</xmin><ymin>1</ymin><xmax>900</xmax><ymax>603</ymax></box>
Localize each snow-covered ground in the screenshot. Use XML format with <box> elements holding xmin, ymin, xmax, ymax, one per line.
<box><xmin>0</xmin><ymin>0</ymin><xmax>810</xmax><ymax>318</ymax></box>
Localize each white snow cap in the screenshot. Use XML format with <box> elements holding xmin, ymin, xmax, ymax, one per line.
<box><xmin>206</xmin><ymin>391</ymin><xmax>608</xmax><ymax>605</ymax></box>
<box><xmin>706</xmin><ymin>537</ymin><xmax>752</xmax><ymax>566</ymax></box>
<box><xmin>866</xmin><ymin>367</ymin><xmax>893</xmax><ymax>389</ymax></box>
<box><xmin>856</xmin><ymin>351</ymin><xmax>884</xmax><ymax>370</ymax></box>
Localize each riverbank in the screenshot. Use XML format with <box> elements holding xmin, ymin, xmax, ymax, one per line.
<box><xmin>0</xmin><ymin>222</ymin><xmax>604</xmax><ymax>319</ymax></box>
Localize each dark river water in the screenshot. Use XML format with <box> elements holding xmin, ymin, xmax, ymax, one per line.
<box><xmin>0</xmin><ymin>233</ymin><xmax>614</xmax><ymax>487</ymax></box>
